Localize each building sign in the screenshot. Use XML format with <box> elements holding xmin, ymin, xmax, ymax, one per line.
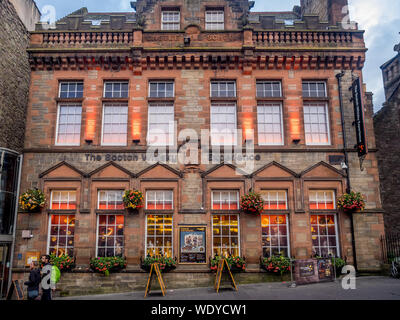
<box><xmin>179</xmin><ymin>226</ymin><xmax>206</xmax><ymax>264</ymax></box>
<box><xmin>295</xmin><ymin>259</ymin><xmax>335</xmax><ymax>285</ymax></box>
<box><xmin>351</xmin><ymin>78</ymin><xmax>368</xmax><ymax>157</ymax></box>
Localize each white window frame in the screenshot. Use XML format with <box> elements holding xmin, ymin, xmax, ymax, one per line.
<box><xmin>211</xmin><ymin>191</ymin><xmax>239</xmax><ymax>211</ymax></box>
<box><xmin>147</xmin><ymin>102</ymin><xmax>175</xmax><ymax>147</ymax></box>
<box><xmin>210</xmin><ymin>81</ymin><xmax>236</xmax><ymax>98</ymax></box>
<box><xmin>55</xmin><ymin>104</ymin><xmax>82</xmax><ymax>146</ymax></box>
<box><xmin>309</xmin><ymin>190</ymin><xmax>336</xmax><ymax>210</ymax></box>
<box><xmin>161</xmin><ymin>10</ymin><xmax>180</xmax><ymax>30</ymax></box>
<box><xmin>257</xmin><ymin>103</ymin><xmax>285</xmax><ymax>146</ymax></box>
<box><xmin>95</xmin><ymin>214</ymin><xmax>125</xmax><ymax>258</ymax></box>
<box><xmin>97</xmin><ymin>190</ymin><xmax>124</xmax><ymax>210</ymax></box>
<box><xmin>50</xmin><ymin>190</ymin><xmax>77</xmax><ymax>210</ymax></box>
<box><xmin>145</xmin><ymin>190</ymin><xmax>174</xmax><ymax>210</ymax></box>
<box><xmin>256</xmin><ymin>81</ymin><xmax>282</xmax><ymax>98</ymax></box>
<box><xmin>260</xmin><ymin>190</ymin><xmax>288</xmax><ymax>210</ymax></box>
<box><xmin>47</xmin><ymin>214</ymin><xmax>76</xmax><ymax>256</ymax></box>
<box><xmin>303</xmin><ymin>102</ymin><xmax>331</xmax><ymax>146</ymax></box>
<box><xmin>58</xmin><ymin>81</ymin><xmax>83</xmax><ymax>99</ymax></box>
<box><xmin>101</xmin><ymin>103</ymin><xmax>128</xmax><ymax>146</ymax></box>
<box><xmin>212</xmin><ymin>214</ymin><xmax>240</xmax><ymax>257</ymax></box>
<box><xmin>145</xmin><ymin>214</ymin><xmax>174</xmax><ymax>258</ymax></box>
<box><xmin>302</xmin><ymin>81</ymin><xmax>327</xmax><ymax>98</ymax></box>
<box><xmin>210</xmin><ymin>102</ymin><xmax>237</xmax><ymax>146</ymax></box>
<box><xmin>103</xmin><ymin>81</ymin><xmax>129</xmax><ymax>98</ymax></box>
<box><xmin>261</xmin><ymin>214</ymin><xmax>291</xmax><ymax>258</ymax></box>
<box><xmin>205</xmin><ymin>10</ymin><xmax>225</xmax><ymax>30</ymax></box>
<box><xmin>148</xmin><ymin>81</ymin><xmax>175</xmax><ymax>98</ymax></box>
<box><xmin>310</xmin><ymin>213</ymin><xmax>341</xmax><ymax>258</ymax></box>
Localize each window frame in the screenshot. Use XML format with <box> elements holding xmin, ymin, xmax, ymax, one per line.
<box><xmin>210</xmin><ymin>81</ymin><xmax>237</xmax><ymax>98</ymax></box>
<box><xmin>210</xmin><ymin>102</ymin><xmax>238</xmax><ymax>146</ymax></box>
<box><xmin>101</xmin><ymin>103</ymin><xmax>129</xmax><ymax>147</ymax></box>
<box><xmin>256</xmin><ymin>81</ymin><xmax>282</xmax><ymax>98</ymax></box>
<box><xmin>55</xmin><ymin>103</ymin><xmax>82</xmax><ymax>147</ymax></box>
<box><xmin>257</xmin><ymin>102</ymin><xmax>285</xmax><ymax>146</ymax></box>
<box><xmin>147</xmin><ymin>102</ymin><xmax>175</xmax><ymax>147</ymax></box>
<box><xmin>145</xmin><ymin>214</ymin><xmax>174</xmax><ymax>258</ymax></box>
<box><xmin>261</xmin><ymin>214</ymin><xmax>291</xmax><ymax>258</ymax></box>
<box><xmin>211</xmin><ymin>190</ymin><xmax>240</xmax><ymax>211</ymax></box>
<box><xmin>212</xmin><ymin>214</ymin><xmax>240</xmax><ymax>257</ymax></box>
<box><xmin>97</xmin><ymin>190</ymin><xmax>125</xmax><ymax>210</ymax></box>
<box><xmin>309</xmin><ymin>190</ymin><xmax>336</xmax><ymax>210</ymax></box>
<box><xmin>148</xmin><ymin>81</ymin><xmax>175</xmax><ymax>98</ymax></box>
<box><xmin>302</xmin><ymin>81</ymin><xmax>327</xmax><ymax>98</ymax></box>
<box><xmin>205</xmin><ymin>9</ymin><xmax>225</xmax><ymax>30</ymax></box>
<box><xmin>58</xmin><ymin>81</ymin><xmax>84</xmax><ymax>99</ymax></box>
<box><xmin>95</xmin><ymin>214</ymin><xmax>125</xmax><ymax>258</ymax></box>
<box><xmin>161</xmin><ymin>10</ymin><xmax>181</xmax><ymax>30</ymax></box>
<box><xmin>145</xmin><ymin>190</ymin><xmax>174</xmax><ymax>211</ymax></box>
<box><xmin>46</xmin><ymin>214</ymin><xmax>76</xmax><ymax>257</ymax></box>
<box><xmin>310</xmin><ymin>213</ymin><xmax>341</xmax><ymax>258</ymax></box>
<box><xmin>303</xmin><ymin>102</ymin><xmax>331</xmax><ymax>146</ymax></box>
<box><xmin>50</xmin><ymin>190</ymin><xmax>77</xmax><ymax>210</ymax></box>
<box><xmin>103</xmin><ymin>81</ymin><xmax>129</xmax><ymax>99</ymax></box>
<box><xmin>260</xmin><ymin>190</ymin><xmax>288</xmax><ymax>211</ymax></box>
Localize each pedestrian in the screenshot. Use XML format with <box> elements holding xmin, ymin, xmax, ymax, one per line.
<box><xmin>40</xmin><ymin>254</ymin><xmax>55</xmax><ymax>301</ymax></box>
<box><xmin>24</xmin><ymin>261</ymin><xmax>40</xmax><ymax>300</ymax></box>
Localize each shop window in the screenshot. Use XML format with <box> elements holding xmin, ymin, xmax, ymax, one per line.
<box><xmin>257</xmin><ymin>103</ymin><xmax>284</xmax><ymax>145</ymax></box>
<box><xmin>56</xmin><ymin>104</ymin><xmax>82</xmax><ymax>146</ymax></box>
<box><xmin>260</xmin><ymin>190</ymin><xmax>288</xmax><ymax>210</ymax></box>
<box><xmin>162</xmin><ymin>10</ymin><xmax>180</xmax><ymax>30</ymax></box>
<box><xmin>310</xmin><ymin>214</ymin><xmax>339</xmax><ymax>257</ymax></box>
<box><xmin>147</xmin><ymin>102</ymin><xmax>175</xmax><ymax>146</ymax></box>
<box><xmin>205</xmin><ymin>10</ymin><xmax>224</xmax><ymax>30</ymax></box>
<box><xmin>97</xmin><ymin>215</ymin><xmax>124</xmax><ymax>257</ymax></box>
<box><xmin>212</xmin><ymin>214</ymin><xmax>239</xmax><ymax>257</ymax></box>
<box><xmin>212</xmin><ymin>191</ymin><xmax>239</xmax><ymax>211</ymax></box>
<box><xmin>59</xmin><ymin>81</ymin><xmax>83</xmax><ymax>99</ymax></box>
<box><xmin>210</xmin><ymin>102</ymin><xmax>237</xmax><ymax>146</ymax></box>
<box><xmin>98</xmin><ymin>190</ymin><xmax>124</xmax><ymax>210</ymax></box>
<box><xmin>303</xmin><ymin>103</ymin><xmax>330</xmax><ymax>145</ymax></box>
<box><xmin>211</xmin><ymin>81</ymin><xmax>236</xmax><ymax>98</ymax></box>
<box><xmin>103</xmin><ymin>81</ymin><xmax>129</xmax><ymax>98</ymax></box>
<box><xmin>146</xmin><ymin>190</ymin><xmax>173</xmax><ymax>210</ymax></box>
<box><xmin>50</xmin><ymin>191</ymin><xmax>77</xmax><ymax>210</ymax></box>
<box><xmin>261</xmin><ymin>215</ymin><xmax>290</xmax><ymax>257</ymax></box>
<box><xmin>309</xmin><ymin>190</ymin><xmax>335</xmax><ymax>210</ymax></box>
<box><xmin>149</xmin><ymin>81</ymin><xmax>174</xmax><ymax>98</ymax></box>
<box><xmin>256</xmin><ymin>81</ymin><xmax>282</xmax><ymax>98</ymax></box>
<box><xmin>302</xmin><ymin>81</ymin><xmax>327</xmax><ymax>98</ymax></box>
<box><xmin>146</xmin><ymin>214</ymin><xmax>173</xmax><ymax>257</ymax></box>
<box><xmin>48</xmin><ymin>215</ymin><xmax>75</xmax><ymax>257</ymax></box>
<box><xmin>101</xmin><ymin>103</ymin><xmax>128</xmax><ymax>146</ymax></box>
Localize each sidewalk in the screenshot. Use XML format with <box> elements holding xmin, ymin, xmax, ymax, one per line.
<box><xmin>56</xmin><ymin>276</ymin><xmax>400</xmax><ymax>300</ymax></box>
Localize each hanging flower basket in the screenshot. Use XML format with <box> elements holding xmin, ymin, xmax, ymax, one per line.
<box><xmin>261</xmin><ymin>255</ymin><xmax>291</xmax><ymax>277</ymax></box>
<box><xmin>19</xmin><ymin>188</ymin><xmax>46</xmax><ymax>213</ymax></box>
<box><xmin>209</xmin><ymin>255</ymin><xmax>246</xmax><ymax>273</ymax></box>
<box><xmin>141</xmin><ymin>256</ymin><xmax>177</xmax><ymax>273</ymax></box>
<box><xmin>89</xmin><ymin>256</ymin><xmax>127</xmax><ymax>276</ymax></box>
<box><xmin>337</xmin><ymin>191</ymin><xmax>365</xmax><ymax>213</ymax></box>
<box><xmin>122</xmin><ymin>190</ymin><xmax>144</xmax><ymax>212</ymax></box>
<box><xmin>240</xmin><ymin>192</ymin><xmax>264</xmax><ymax>215</ymax></box>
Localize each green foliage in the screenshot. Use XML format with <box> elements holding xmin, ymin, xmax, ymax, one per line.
<box><xmin>19</xmin><ymin>188</ymin><xmax>46</xmax><ymax>212</ymax></box>
<box><xmin>210</xmin><ymin>256</ymin><xmax>246</xmax><ymax>272</ymax></box>
<box><xmin>90</xmin><ymin>256</ymin><xmax>127</xmax><ymax>276</ymax></box>
<box><xmin>48</xmin><ymin>254</ymin><xmax>75</xmax><ymax>272</ymax></box>
<box><xmin>122</xmin><ymin>190</ymin><xmax>144</xmax><ymax>210</ymax></box>
<box><xmin>240</xmin><ymin>192</ymin><xmax>264</xmax><ymax>215</ymax></box>
<box><xmin>337</xmin><ymin>191</ymin><xmax>365</xmax><ymax>212</ymax></box>
<box><xmin>262</xmin><ymin>256</ymin><xmax>291</xmax><ymax>276</ymax></box>
<box><xmin>142</xmin><ymin>256</ymin><xmax>177</xmax><ymax>272</ymax></box>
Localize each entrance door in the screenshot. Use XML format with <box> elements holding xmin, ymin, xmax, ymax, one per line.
<box><xmin>0</xmin><ymin>244</ymin><xmax>10</xmax><ymax>298</ymax></box>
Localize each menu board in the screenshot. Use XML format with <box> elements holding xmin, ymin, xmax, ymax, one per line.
<box><xmin>295</xmin><ymin>259</ymin><xmax>319</xmax><ymax>285</ymax></box>
<box><xmin>317</xmin><ymin>259</ymin><xmax>334</xmax><ymax>282</ymax></box>
<box><xmin>179</xmin><ymin>226</ymin><xmax>206</xmax><ymax>264</ymax></box>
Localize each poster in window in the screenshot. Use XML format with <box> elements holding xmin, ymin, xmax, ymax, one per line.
<box><xmin>179</xmin><ymin>226</ymin><xmax>206</xmax><ymax>264</ymax></box>
<box><xmin>317</xmin><ymin>258</ymin><xmax>334</xmax><ymax>282</ymax></box>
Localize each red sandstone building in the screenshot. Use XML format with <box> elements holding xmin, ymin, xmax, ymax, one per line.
<box><xmin>12</xmin><ymin>0</ymin><xmax>386</xmax><ymax>291</ymax></box>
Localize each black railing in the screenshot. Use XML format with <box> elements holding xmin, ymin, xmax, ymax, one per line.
<box><xmin>381</xmin><ymin>234</ymin><xmax>400</xmax><ymax>264</ymax></box>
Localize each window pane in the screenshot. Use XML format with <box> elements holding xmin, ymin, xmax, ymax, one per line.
<box><xmin>102</xmin><ymin>104</ymin><xmax>128</xmax><ymax>145</ymax></box>
<box><xmin>257</xmin><ymin>103</ymin><xmax>284</xmax><ymax>145</ymax></box>
<box><xmin>261</xmin><ymin>214</ymin><xmax>289</xmax><ymax>258</ymax></box>
<box><xmin>97</xmin><ymin>215</ymin><xmax>124</xmax><ymax>257</ymax></box>
<box><xmin>309</xmin><ymin>190</ymin><xmax>335</xmax><ymax>210</ymax></box>
<box><xmin>212</xmin><ymin>214</ymin><xmax>240</xmax><ymax>257</ymax></box>
<box><xmin>303</xmin><ymin>103</ymin><xmax>329</xmax><ymax>145</ymax></box>
<box><xmin>103</xmin><ymin>82</ymin><xmax>129</xmax><ymax>98</ymax></box>
<box><xmin>56</xmin><ymin>105</ymin><xmax>82</xmax><ymax>145</ymax></box>
<box><xmin>310</xmin><ymin>214</ymin><xmax>338</xmax><ymax>257</ymax></box>
<box><xmin>146</xmin><ymin>214</ymin><xmax>173</xmax><ymax>257</ymax></box>
<box><xmin>98</xmin><ymin>190</ymin><xmax>124</xmax><ymax>210</ymax></box>
<box><xmin>48</xmin><ymin>215</ymin><xmax>75</xmax><ymax>257</ymax></box>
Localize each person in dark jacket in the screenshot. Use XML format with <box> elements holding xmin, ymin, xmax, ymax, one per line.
<box><xmin>24</xmin><ymin>261</ymin><xmax>41</xmax><ymax>300</ymax></box>
<box><xmin>40</xmin><ymin>254</ymin><xmax>55</xmax><ymax>301</ymax></box>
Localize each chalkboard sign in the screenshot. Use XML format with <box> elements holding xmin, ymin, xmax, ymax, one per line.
<box><xmin>179</xmin><ymin>226</ymin><xmax>206</xmax><ymax>264</ymax></box>
<box><xmin>6</xmin><ymin>280</ymin><xmax>24</xmax><ymax>300</ymax></box>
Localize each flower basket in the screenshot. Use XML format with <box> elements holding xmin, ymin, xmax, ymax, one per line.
<box><xmin>141</xmin><ymin>256</ymin><xmax>177</xmax><ymax>273</ymax></box>
<box><xmin>89</xmin><ymin>256</ymin><xmax>127</xmax><ymax>276</ymax></box>
<box><xmin>240</xmin><ymin>192</ymin><xmax>264</xmax><ymax>215</ymax></box>
<box><xmin>122</xmin><ymin>190</ymin><xmax>144</xmax><ymax>211</ymax></box>
<box><xmin>41</xmin><ymin>254</ymin><xmax>76</xmax><ymax>272</ymax></box>
<box><xmin>209</xmin><ymin>256</ymin><xmax>246</xmax><ymax>273</ymax></box>
<box><xmin>337</xmin><ymin>191</ymin><xmax>365</xmax><ymax>213</ymax></box>
<box><xmin>261</xmin><ymin>256</ymin><xmax>291</xmax><ymax>277</ymax></box>
<box><xmin>19</xmin><ymin>188</ymin><xmax>46</xmax><ymax>213</ymax></box>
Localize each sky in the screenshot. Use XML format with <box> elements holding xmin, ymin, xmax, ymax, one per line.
<box><xmin>34</xmin><ymin>0</ymin><xmax>400</xmax><ymax>112</ymax></box>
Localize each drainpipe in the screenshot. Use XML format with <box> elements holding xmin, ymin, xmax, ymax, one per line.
<box><xmin>7</xmin><ymin>154</ymin><xmax>23</xmax><ymax>294</ymax></box>
<box><xmin>336</xmin><ymin>72</ymin><xmax>358</xmax><ymax>272</ymax></box>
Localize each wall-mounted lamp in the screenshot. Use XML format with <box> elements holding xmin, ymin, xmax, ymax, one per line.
<box><xmin>132</xmin><ymin>139</ymin><xmax>140</xmax><ymax>145</ymax></box>
<box><xmin>184</xmin><ymin>36</ymin><xmax>191</xmax><ymax>46</ymax></box>
<box><xmin>292</xmin><ymin>139</ymin><xmax>301</xmax><ymax>144</ymax></box>
<box><xmin>85</xmin><ymin>139</ymin><xmax>93</xmax><ymax>145</ymax></box>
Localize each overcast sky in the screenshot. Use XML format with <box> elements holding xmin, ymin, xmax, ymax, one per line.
<box><xmin>34</xmin><ymin>0</ymin><xmax>400</xmax><ymax>112</ymax></box>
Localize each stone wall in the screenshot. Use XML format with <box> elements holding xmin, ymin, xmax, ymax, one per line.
<box><xmin>0</xmin><ymin>0</ymin><xmax>31</xmax><ymax>153</ymax></box>
<box><xmin>301</xmin><ymin>0</ymin><xmax>348</xmax><ymax>26</ymax></box>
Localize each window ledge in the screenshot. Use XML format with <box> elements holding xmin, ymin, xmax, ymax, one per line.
<box><xmin>147</xmin><ymin>97</ymin><xmax>175</xmax><ymax>102</ymax></box>
<box><xmin>309</xmin><ymin>210</ymin><xmax>338</xmax><ymax>214</ymax></box>
<box><xmin>144</xmin><ymin>210</ymin><xmax>174</xmax><ymax>214</ymax></box>
<box><xmin>102</xmin><ymin>98</ymin><xmax>129</xmax><ymax>103</ymax></box>
<box><xmin>211</xmin><ymin>210</ymin><xmax>241</xmax><ymax>215</ymax></box>
<box><xmin>55</xmin><ymin>98</ymin><xmax>84</xmax><ymax>103</ymax></box>
<box><xmin>302</xmin><ymin>97</ymin><xmax>329</xmax><ymax>101</ymax></box>
<box><xmin>47</xmin><ymin>209</ymin><xmax>77</xmax><ymax>215</ymax></box>
<box><xmin>256</xmin><ymin>97</ymin><xmax>284</xmax><ymax>101</ymax></box>
<box><xmin>96</xmin><ymin>210</ymin><xmax>126</xmax><ymax>215</ymax></box>
<box><xmin>261</xmin><ymin>210</ymin><xmax>290</xmax><ymax>215</ymax></box>
<box><xmin>210</xmin><ymin>97</ymin><xmax>237</xmax><ymax>101</ymax></box>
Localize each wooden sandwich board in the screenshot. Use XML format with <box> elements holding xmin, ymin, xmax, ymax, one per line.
<box><xmin>144</xmin><ymin>263</ymin><xmax>166</xmax><ymax>298</ymax></box>
<box><xmin>6</xmin><ymin>280</ymin><xmax>24</xmax><ymax>300</ymax></box>
<box><xmin>214</xmin><ymin>258</ymin><xmax>238</xmax><ymax>293</ymax></box>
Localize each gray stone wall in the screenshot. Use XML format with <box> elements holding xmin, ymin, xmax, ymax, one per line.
<box><xmin>0</xmin><ymin>0</ymin><xmax>31</xmax><ymax>153</ymax></box>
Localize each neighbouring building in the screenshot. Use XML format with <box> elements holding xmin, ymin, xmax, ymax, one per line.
<box><xmin>0</xmin><ymin>0</ymin><xmax>40</xmax><ymax>298</ymax></box>
<box><xmin>11</xmin><ymin>0</ymin><xmax>385</xmax><ymax>295</ymax></box>
<box><xmin>374</xmin><ymin>37</ymin><xmax>400</xmax><ymax>235</ymax></box>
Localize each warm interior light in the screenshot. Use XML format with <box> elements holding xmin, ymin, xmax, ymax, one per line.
<box><xmin>289</xmin><ymin>115</ymin><xmax>301</xmax><ymax>141</ymax></box>
<box><xmin>133</xmin><ymin>113</ymin><xmax>141</xmax><ymax>141</ymax></box>
<box><xmin>86</xmin><ymin>117</ymin><xmax>96</xmax><ymax>141</ymax></box>
<box><xmin>242</xmin><ymin>114</ymin><xmax>254</xmax><ymax>141</ymax></box>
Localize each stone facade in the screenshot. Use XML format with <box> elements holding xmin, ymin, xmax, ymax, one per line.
<box><xmin>374</xmin><ymin>41</ymin><xmax>400</xmax><ymax>234</ymax></box>
<box><xmin>11</xmin><ymin>0</ymin><xmax>386</xmax><ymax>294</ymax></box>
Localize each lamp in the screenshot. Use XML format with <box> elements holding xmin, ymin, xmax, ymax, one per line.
<box><xmin>184</xmin><ymin>36</ymin><xmax>191</xmax><ymax>46</ymax></box>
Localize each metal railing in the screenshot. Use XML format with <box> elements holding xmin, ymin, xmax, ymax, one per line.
<box><xmin>381</xmin><ymin>234</ymin><xmax>400</xmax><ymax>264</ymax></box>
